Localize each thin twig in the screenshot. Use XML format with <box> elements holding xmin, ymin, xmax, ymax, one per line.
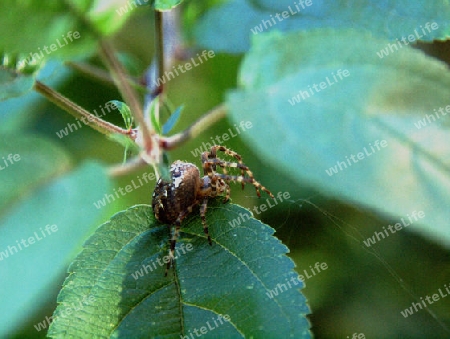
<box><xmin>66</xmin><ymin>61</ymin><xmax>149</xmax><ymax>95</ymax></box>
<box><xmin>155</xmin><ymin>10</ymin><xmax>164</xmax><ymax>97</ymax></box>
<box><xmin>108</xmin><ymin>156</ymin><xmax>147</xmax><ymax>177</ymax></box>
<box><xmin>34</xmin><ymin>80</ymin><xmax>130</xmax><ymax>136</ymax></box>
<box><xmin>160</xmin><ymin>104</ymin><xmax>227</xmax><ymax>150</ymax></box>
<box><xmin>65</xmin><ymin>61</ymin><xmax>115</xmax><ymax>86</ymax></box>
<box><xmin>98</xmin><ymin>40</ymin><xmax>154</xmax><ymax>151</ymax></box>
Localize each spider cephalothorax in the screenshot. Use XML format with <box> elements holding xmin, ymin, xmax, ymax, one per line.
<box><xmin>152</xmin><ymin>145</ymin><xmax>274</xmax><ymax>273</ymax></box>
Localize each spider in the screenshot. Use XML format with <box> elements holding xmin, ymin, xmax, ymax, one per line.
<box><xmin>151</xmin><ymin>145</ymin><xmax>274</xmax><ymax>274</ymax></box>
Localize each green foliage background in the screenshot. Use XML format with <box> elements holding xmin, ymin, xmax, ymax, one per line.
<box><xmin>1</xmin><ymin>0</ymin><xmax>450</xmax><ymax>338</ymax></box>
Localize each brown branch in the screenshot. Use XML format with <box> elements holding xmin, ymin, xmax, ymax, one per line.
<box><xmin>34</xmin><ymin>80</ymin><xmax>130</xmax><ymax>136</ymax></box>
<box><xmin>98</xmin><ymin>40</ymin><xmax>153</xmax><ymax>150</ymax></box>
<box><xmin>160</xmin><ymin>104</ymin><xmax>227</xmax><ymax>150</ymax></box>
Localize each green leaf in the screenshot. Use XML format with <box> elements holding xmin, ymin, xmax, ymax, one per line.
<box><xmin>130</xmin><ymin>0</ymin><xmax>183</xmax><ymax>11</ymax></box>
<box><xmin>0</xmin><ymin>53</ymin><xmax>42</xmax><ymax>101</ymax></box>
<box><xmin>149</xmin><ymin>96</ymin><xmax>162</xmax><ymax>134</ymax></box>
<box><xmin>48</xmin><ymin>202</ymin><xmax>311</xmax><ymax>338</ymax></box>
<box><xmin>155</xmin><ymin>0</ymin><xmax>183</xmax><ymax>11</ymax></box>
<box><xmin>0</xmin><ymin>1</ymin><xmax>135</xmax><ymax>62</ymax></box>
<box><xmin>193</xmin><ymin>0</ymin><xmax>450</xmax><ymax>53</ymax></box>
<box><xmin>109</xmin><ymin>100</ymin><xmax>134</xmax><ymax>130</ymax></box>
<box><xmin>226</xmin><ymin>29</ymin><xmax>450</xmax><ymax>247</ymax></box>
<box><xmin>162</xmin><ymin>105</ymin><xmax>183</xmax><ymax>134</ymax></box>
<box><xmin>0</xmin><ymin>60</ymin><xmax>72</xmax><ymax>132</ymax></box>
<box><xmin>108</xmin><ymin>133</ymin><xmax>140</xmax><ymax>153</ymax></box>
<box><xmin>0</xmin><ymin>159</ymin><xmax>111</xmax><ymax>337</ymax></box>
<box><xmin>0</xmin><ymin>133</ymin><xmax>72</xmax><ymax>216</ymax></box>
<box><xmin>0</xmin><ymin>67</ymin><xmax>35</xmax><ymax>101</ymax></box>
<box><xmin>1</xmin><ymin>52</ymin><xmax>42</xmax><ymax>75</ymax></box>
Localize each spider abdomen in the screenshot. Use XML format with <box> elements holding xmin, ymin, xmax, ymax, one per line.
<box><xmin>152</xmin><ymin>161</ymin><xmax>201</xmax><ymax>224</ymax></box>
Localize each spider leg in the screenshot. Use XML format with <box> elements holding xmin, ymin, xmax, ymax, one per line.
<box><xmin>222</xmin><ymin>179</ymin><xmax>231</xmax><ymax>203</ymax></box>
<box><xmin>165</xmin><ymin>201</ymin><xmax>200</xmax><ymax>276</ymax></box>
<box><xmin>213</xmin><ymin>173</ymin><xmax>274</xmax><ymax>198</ymax></box>
<box><xmin>166</xmin><ymin>220</ymin><xmax>180</xmax><ymax>276</ymax></box>
<box><xmin>199</xmin><ymin>198</ymin><xmax>212</xmax><ymax>245</ymax></box>
<box><xmin>206</xmin><ymin>145</ymin><xmax>246</xmax><ymax>189</ymax></box>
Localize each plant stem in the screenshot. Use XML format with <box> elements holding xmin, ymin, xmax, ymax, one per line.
<box><xmin>155</xmin><ymin>10</ymin><xmax>164</xmax><ymax>97</ymax></box>
<box><xmin>160</xmin><ymin>104</ymin><xmax>227</xmax><ymax>150</ymax></box>
<box><xmin>98</xmin><ymin>40</ymin><xmax>154</xmax><ymax>151</ymax></box>
<box><xmin>66</xmin><ymin>61</ymin><xmax>150</xmax><ymax>95</ymax></box>
<box><xmin>33</xmin><ymin>80</ymin><xmax>130</xmax><ymax>136</ymax></box>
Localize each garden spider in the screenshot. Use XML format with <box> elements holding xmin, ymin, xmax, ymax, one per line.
<box><xmin>151</xmin><ymin>145</ymin><xmax>274</xmax><ymax>274</ymax></box>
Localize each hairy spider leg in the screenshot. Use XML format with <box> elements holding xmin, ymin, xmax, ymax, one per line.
<box><xmin>220</xmin><ymin>178</ymin><xmax>231</xmax><ymax>202</ymax></box>
<box><xmin>203</xmin><ymin>145</ymin><xmax>246</xmax><ymax>189</ymax></box>
<box><xmin>213</xmin><ymin>173</ymin><xmax>274</xmax><ymax>198</ymax></box>
<box><xmin>199</xmin><ymin>198</ymin><xmax>212</xmax><ymax>245</ymax></box>
<box><xmin>165</xmin><ymin>201</ymin><xmax>200</xmax><ymax>276</ymax></box>
<box><xmin>202</xmin><ymin>158</ymin><xmax>248</xmax><ymax>194</ymax></box>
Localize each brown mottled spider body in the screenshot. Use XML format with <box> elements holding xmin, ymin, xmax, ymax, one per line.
<box><xmin>152</xmin><ymin>145</ymin><xmax>274</xmax><ymax>273</ymax></box>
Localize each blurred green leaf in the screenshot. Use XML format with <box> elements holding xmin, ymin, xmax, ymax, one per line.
<box><xmin>150</xmin><ymin>96</ymin><xmax>162</xmax><ymax>134</ymax></box>
<box><xmin>109</xmin><ymin>100</ymin><xmax>134</xmax><ymax>129</ymax></box>
<box><xmin>108</xmin><ymin>133</ymin><xmax>140</xmax><ymax>153</ymax></box>
<box><xmin>226</xmin><ymin>29</ymin><xmax>450</xmax><ymax>247</ymax></box>
<box><xmin>0</xmin><ymin>160</ymin><xmax>111</xmax><ymax>337</ymax></box>
<box><xmin>0</xmin><ymin>60</ymin><xmax>72</xmax><ymax>132</ymax></box>
<box><xmin>0</xmin><ymin>1</ymin><xmax>135</xmax><ymax>62</ymax></box>
<box><xmin>0</xmin><ymin>66</ymin><xmax>36</xmax><ymax>101</ymax></box>
<box><xmin>0</xmin><ymin>52</ymin><xmax>42</xmax><ymax>101</ymax></box>
<box><xmin>0</xmin><ymin>133</ymin><xmax>72</xmax><ymax>216</ymax></box>
<box><xmin>155</xmin><ymin>0</ymin><xmax>183</xmax><ymax>11</ymax></box>
<box><xmin>48</xmin><ymin>202</ymin><xmax>311</xmax><ymax>338</ymax></box>
<box><xmin>193</xmin><ymin>0</ymin><xmax>450</xmax><ymax>53</ymax></box>
<box><xmin>129</xmin><ymin>0</ymin><xmax>183</xmax><ymax>11</ymax></box>
<box><xmin>162</xmin><ymin>105</ymin><xmax>183</xmax><ymax>134</ymax></box>
<box><xmin>1</xmin><ymin>52</ymin><xmax>43</xmax><ymax>75</ymax></box>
